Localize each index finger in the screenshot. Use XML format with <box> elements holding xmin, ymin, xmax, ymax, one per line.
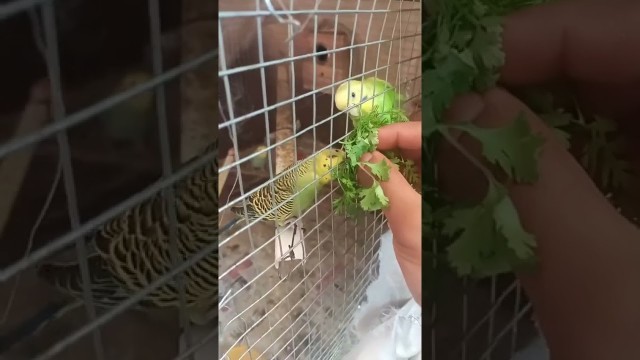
<box><xmin>500</xmin><ymin>0</ymin><xmax>640</xmax><ymax>85</ymax></box>
<box><xmin>377</xmin><ymin>121</ymin><xmax>422</xmax><ymax>151</ymax></box>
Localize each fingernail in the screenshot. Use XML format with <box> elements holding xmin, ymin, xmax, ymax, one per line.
<box><xmin>445</xmin><ymin>94</ymin><xmax>485</xmax><ymax>141</ymax></box>
<box><xmin>446</xmin><ymin>94</ymin><xmax>485</xmax><ymax>125</ymax></box>
<box><xmin>361</xmin><ymin>152</ymin><xmax>373</xmax><ymax>162</ymax></box>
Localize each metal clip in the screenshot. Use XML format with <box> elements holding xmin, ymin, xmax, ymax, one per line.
<box><xmin>274</xmin><ymin>218</ymin><xmax>306</xmax><ymax>279</ymax></box>
<box><xmin>263</xmin><ymin>0</ymin><xmax>322</xmax><ymax>42</ymax></box>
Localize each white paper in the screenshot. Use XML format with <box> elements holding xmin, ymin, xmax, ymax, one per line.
<box><xmin>274</xmin><ymin>219</ymin><xmax>306</xmax><ymax>270</ymax></box>
<box><xmin>344</xmin><ymin>230</ymin><xmax>422</xmax><ymax>360</ymax></box>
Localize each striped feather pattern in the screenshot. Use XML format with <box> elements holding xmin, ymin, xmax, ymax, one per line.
<box><xmin>37</xmin><ymin>140</ymin><xmax>219</xmax><ymax>323</ymax></box>
<box><xmin>232</xmin><ymin>158</ymin><xmax>312</xmax><ymax>224</ymax></box>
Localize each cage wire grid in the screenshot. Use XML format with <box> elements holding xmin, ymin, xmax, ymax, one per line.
<box><xmin>0</xmin><ymin>0</ymin><xmax>216</xmax><ymax>359</ymax></box>
<box><xmin>217</xmin><ymin>0</ymin><xmax>420</xmax><ymax>359</ymax></box>
<box><xmin>425</xmin><ymin>269</ymin><xmax>539</xmax><ymax>360</ymax></box>
<box><xmin>422</xmin><ymin>17</ymin><xmax>542</xmax><ymax>360</ymax></box>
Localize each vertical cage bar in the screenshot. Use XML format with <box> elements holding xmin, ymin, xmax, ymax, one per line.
<box><xmin>147</xmin><ymin>0</ymin><xmax>194</xmax><ymax>355</ymax></box>
<box><xmin>254</xmin><ymin>0</ymin><xmax>277</xmax><ymax>347</ymax></box>
<box><xmin>218</xmin><ymin>15</ymin><xmax>262</xmax><ymax>358</ymax></box>
<box><xmin>40</xmin><ymin>1</ymin><xmax>105</xmax><ymax>359</ymax></box>
<box><xmin>344</xmin><ymin>2</ymin><xmax>361</xmax><ymax>351</ymax></box>
<box><xmin>274</xmin><ymin>70</ymin><xmax>295</xmax><ymax>174</ymax></box>
<box><xmin>288</xmin><ymin>0</ymin><xmax>298</xmax><ymax>165</ymax></box>
<box><xmin>509</xmin><ymin>283</ymin><xmax>523</xmax><ymax>357</ymax></box>
<box><xmin>310</xmin><ymin>10</ymin><xmax>322</xmax><ymax>360</ymax></box>
<box><xmin>327</xmin><ymin>2</ymin><xmax>341</xmax><ymax>355</ymax></box>
<box><xmin>486</xmin><ymin>276</ymin><xmax>498</xmax><ymax>359</ymax></box>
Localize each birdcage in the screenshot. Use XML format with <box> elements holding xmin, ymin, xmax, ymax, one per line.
<box><xmin>424</xmin><ymin>268</ymin><xmax>547</xmax><ymax>360</ymax></box>
<box><xmin>218</xmin><ymin>0</ymin><xmax>421</xmax><ymax>359</ymax></box>
<box><xmin>0</xmin><ymin>0</ymin><xmax>215</xmax><ymax>359</ymax></box>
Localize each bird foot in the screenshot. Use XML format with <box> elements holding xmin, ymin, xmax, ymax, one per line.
<box><xmin>283</xmin><ymin>217</ymin><xmax>297</xmax><ymax>227</ymax></box>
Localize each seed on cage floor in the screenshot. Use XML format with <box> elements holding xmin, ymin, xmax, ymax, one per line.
<box><xmin>226</xmin><ymin>344</ymin><xmax>263</xmax><ymax>360</ymax></box>
<box><xmin>227</xmin><ymin>257</ymin><xmax>254</xmax><ymax>285</ymax></box>
<box><xmin>311</xmin><ymin>262</ymin><xmax>345</xmax><ymax>295</ymax></box>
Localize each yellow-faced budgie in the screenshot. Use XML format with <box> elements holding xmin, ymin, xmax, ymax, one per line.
<box><xmin>334</xmin><ymin>77</ymin><xmax>405</xmax><ymax>125</ymax></box>
<box><xmin>231</xmin><ymin>148</ymin><xmax>345</xmax><ymax>227</ymax></box>
<box><xmin>226</xmin><ymin>345</ymin><xmax>263</xmax><ymax>360</ymax></box>
<box><xmin>101</xmin><ymin>70</ymin><xmax>155</xmax><ymax>149</ymax></box>
<box><xmin>251</xmin><ymin>145</ymin><xmax>269</xmax><ymax>170</ymax></box>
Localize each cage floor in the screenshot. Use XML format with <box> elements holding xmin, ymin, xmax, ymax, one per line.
<box><xmin>219</xmin><ymin>136</ymin><xmax>383</xmax><ymax>360</ymax></box>
<box><xmin>0</xmin><ymin>267</ymin><xmax>182</xmax><ymax>360</ymax></box>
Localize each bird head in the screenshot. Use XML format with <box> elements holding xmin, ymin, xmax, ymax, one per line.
<box><xmin>334</xmin><ymin>80</ymin><xmax>364</xmax><ymax>117</ymax></box>
<box><xmin>117</xmin><ymin>71</ymin><xmax>154</xmax><ymax>110</ymax></box>
<box><xmin>255</xmin><ymin>145</ymin><xmax>268</xmax><ymax>159</ymax></box>
<box><xmin>313</xmin><ymin>148</ymin><xmax>345</xmax><ymax>185</ymax></box>
<box><xmin>118</xmin><ymin>71</ymin><xmax>152</xmax><ymax>91</ymax></box>
<box><xmin>226</xmin><ymin>345</ymin><xmax>262</xmax><ymax>360</ymax></box>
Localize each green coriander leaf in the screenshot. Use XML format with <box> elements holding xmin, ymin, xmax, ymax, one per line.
<box><xmin>369</xmin><ymin>130</ymin><xmax>379</xmax><ymax>147</ymax></box>
<box><xmin>540</xmin><ymin>111</ymin><xmax>574</xmax><ymax>149</ymax></box>
<box><xmin>590</xmin><ymin>114</ymin><xmax>617</xmax><ymax>133</ymax></box>
<box><xmin>360</xmin><ymin>182</ymin><xmax>389</xmax><ymax>211</ymax></box>
<box><xmin>346</xmin><ymin>141</ymin><xmax>369</xmax><ymax>166</ymax></box>
<box><xmin>453</xmin><ymin>113</ymin><xmax>545</xmax><ymax>183</ymax></box>
<box><xmin>540</xmin><ymin>111</ymin><xmax>574</xmax><ymax>129</ymax></box>
<box><xmin>333</xmin><ymin>107</ymin><xmax>409</xmax><ymax>217</ymax></box>
<box><xmin>423</xmin><ymin>98</ymin><xmax>438</xmax><ymax>137</ymax></box>
<box><xmin>443</xmin><ymin>201</ymin><xmax>512</xmax><ymax>277</ymax></box>
<box><xmin>442</xmin><ymin>181</ymin><xmax>536</xmax><ymax>277</ymax></box>
<box><xmin>424</xmin><ymin>0</ymin><xmax>553</xmax><ymax>280</ymax></box>
<box><xmin>493</xmin><ymin>190</ymin><xmax>536</xmax><ymax>259</ymax></box>
<box><xmin>522</xmin><ymin>90</ymin><xmax>556</xmax><ymax>113</ymax></box>
<box><xmin>470</xmin><ymin>20</ymin><xmax>504</xmax><ymax>71</ymax></box>
<box><xmin>363</xmin><ymin>160</ymin><xmax>391</xmax><ymax>181</ymax></box>
<box><xmin>401</xmin><ymin>163</ymin><xmax>421</xmax><ymax>189</ymax></box>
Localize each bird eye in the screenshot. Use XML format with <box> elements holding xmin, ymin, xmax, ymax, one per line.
<box><xmin>323</xmin><ymin>164</ymin><xmax>327</xmax><ymax>167</ymax></box>
<box><xmin>351</xmin><ymin>92</ymin><xmax>356</xmax><ymax>98</ymax></box>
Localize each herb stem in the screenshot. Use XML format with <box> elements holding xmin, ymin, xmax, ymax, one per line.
<box><xmin>437</xmin><ymin>125</ymin><xmax>499</xmax><ymax>185</ymax></box>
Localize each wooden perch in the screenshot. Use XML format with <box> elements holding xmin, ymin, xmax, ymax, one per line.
<box><xmin>219</xmin><ymin>148</ymin><xmax>235</xmax><ymax>196</ymax></box>
<box><xmin>275</xmin><ymin>65</ymin><xmax>296</xmax><ymax>173</ymax></box>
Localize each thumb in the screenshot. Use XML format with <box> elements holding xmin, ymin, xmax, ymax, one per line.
<box><xmin>358</xmin><ymin>151</ymin><xmax>421</xmax><ymax>252</ymax></box>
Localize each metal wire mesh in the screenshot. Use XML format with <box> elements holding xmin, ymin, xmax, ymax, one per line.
<box><xmin>0</xmin><ymin>0</ymin><xmax>215</xmax><ymax>359</ymax></box>
<box><xmin>218</xmin><ymin>0</ymin><xmax>421</xmax><ymax>359</ymax></box>
<box><xmin>423</xmin><ymin>268</ymin><xmax>539</xmax><ymax>360</ymax></box>
<box><xmin>426</xmin><ymin>268</ymin><xmax>540</xmax><ymax>359</ymax></box>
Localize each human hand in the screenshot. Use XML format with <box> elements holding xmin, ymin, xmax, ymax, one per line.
<box><xmin>358</xmin><ymin>117</ymin><xmax>422</xmax><ymax>304</ymax></box>
<box><xmin>439</xmin><ymin>2</ymin><xmax>640</xmax><ymax>359</ymax></box>
<box><xmin>500</xmin><ymin>0</ymin><xmax>640</xmax><ymax>126</ymax></box>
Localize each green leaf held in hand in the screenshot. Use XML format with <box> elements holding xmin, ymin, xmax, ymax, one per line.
<box><xmin>451</xmin><ymin>113</ymin><xmax>546</xmax><ymax>183</ymax></box>
<box><xmin>363</xmin><ymin>160</ymin><xmax>391</xmax><ymax>182</ymax></box>
<box><xmin>360</xmin><ymin>182</ymin><xmax>390</xmax><ymax>211</ymax></box>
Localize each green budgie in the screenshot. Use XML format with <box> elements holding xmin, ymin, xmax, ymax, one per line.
<box><xmin>334</xmin><ymin>77</ymin><xmax>405</xmax><ymax>125</ymax></box>
<box><xmin>101</xmin><ymin>70</ymin><xmax>155</xmax><ymax>150</ymax></box>
<box><xmin>0</xmin><ymin>140</ymin><xmax>218</xmax><ymax>354</ymax></box>
<box><xmin>230</xmin><ymin>148</ymin><xmax>345</xmax><ymax>227</ymax></box>
<box><xmin>251</xmin><ymin>145</ymin><xmax>269</xmax><ymax>170</ymax></box>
